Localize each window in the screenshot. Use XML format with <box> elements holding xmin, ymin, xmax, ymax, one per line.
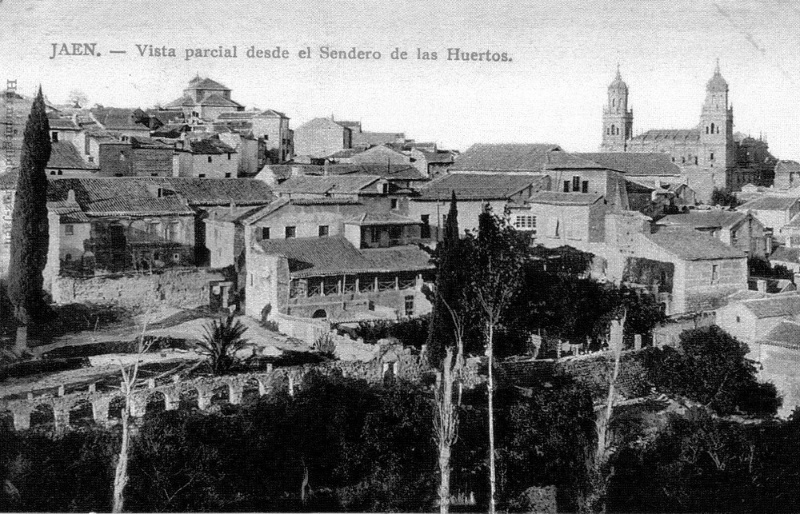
<box><xmin>227</xmin><ymin>153</ymin><xmax>231</xmax><ymax>160</ymax></box>
<box><xmin>148</xmin><ymin>221</ymin><xmax>161</xmax><ymax>235</ymax></box>
<box><xmin>710</xmin><ymin>152</ymin><xmax>715</xmax><ymax>161</ymax></box>
<box><xmin>389</xmin><ymin>226</ymin><xmax>402</xmax><ymax>242</ymax></box>
<box><xmin>168</xmin><ymin>221</ymin><xmax>179</xmax><ymax>242</ymax></box>
<box><xmin>64</xmin><ymin>224</ymin><xmax>74</xmax><ymax>236</ymax></box>
<box><xmin>694</xmin><ymin>157</ymin><xmax>698</xmax><ymax>165</ymax></box>
<box><xmin>51</xmin><ymin>131</ymin><xmax>58</xmax><ymax>142</ymax></box>
<box><xmin>563</xmin><ymin>180</ymin><xmax>570</xmax><ymax>192</ymax></box>
<box><xmin>88</xmin><ymin>156</ymin><xmax>94</xmax><ymax>163</ymax></box>
<box><xmin>64</xmin><ymin>253</ymin><xmax>72</xmax><ymax>262</ymax></box>
<box><xmin>391</xmin><ymin>199</ymin><xmax>398</xmax><ymax>210</ymax></box>
<box><xmin>225</xmin><ymin>173</ymin><xmax>232</xmax><ymax>178</ymax></box>
<box><xmin>261</xmin><ymin>227</ymin><xmax>270</xmax><ymax>240</ymax></box>
<box><xmin>381</xmin><ymin>183</ymin><xmax>389</xmax><ymax>194</ymax></box>
<box><xmin>371</xmin><ymin>227</ymin><xmax>381</xmax><ymax>243</ymax></box>
<box><xmin>198</xmin><ymin>173</ymin><xmax>206</xmax><ymax>178</ymax></box>
<box><xmin>736</xmin><ymin>316</ymin><xmax>741</xmax><ymax>323</ymax></box>
<box><xmin>421</xmin><ymin>214</ymin><xmax>430</xmax><ymax>239</ymax></box>
<box><xmin>285</xmin><ymin>226</ymin><xmax>296</xmax><ymax>238</ymax></box>
<box><xmin>319</xmin><ymin>225</ymin><xmax>329</xmax><ymax>237</ymax></box>
<box><xmin>207</xmin><ymin>156</ymin><xmax>212</xmax><ymax>163</ymax></box>
<box><xmin>581</xmin><ymin>180</ymin><xmax>589</xmax><ymax>193</ymax></box>
<box><xmin>151</xmin><ymin>173</ymin><xmax>158</xmax><ymax>177</ymax></box>
<box><xmin>84</xmin><ymin>136</ymin><xmax>90</xmax><ymax>155</ymax></box>
<box><xmin>404</xmin><ymin>295</ymin><xmax>415</xmax><ymax>317</ymax></box>
<box><xmin>711</xmin><ymin>123</ymin><xmax>715</xmax><ymax>134</ymax></box>
<box><xmin>513</xmin><ymin>215</ymin><xmax>537</xmax><ymax>233</ymax></box>
<box><xmin>171</xmin><ymin>252</ymin><xmax>181</xmax><ymax>263</ymax></box>
<box><xmin>711</xmin><ymin>264</ymin><xmax>720</xmax><ymax>284</ymax></box>
<box><xmin>572</xmin><ymin>176</ymin><xmax>580</xmax><ymax>192</ymax></box>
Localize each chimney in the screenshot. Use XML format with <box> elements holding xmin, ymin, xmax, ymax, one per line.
<box><xmin>757</xmin><ymin>279</ymin><xmax>767</xmax><ymax>293</ymax></box>
<box><xmin>67</xmin><ymin>189</ymin><xmax>76</xmax><ymax>204</ymax></box>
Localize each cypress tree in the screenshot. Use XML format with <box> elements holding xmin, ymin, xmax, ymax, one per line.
<box><xmin>8</xmin><ymin>87</ymin><xmax>51</xmax><ymax>348</ymax></box>
<box><xmin>426</xmin><ymin>191</ymin><xmax>462</xmax><ymax>367</ymax></box>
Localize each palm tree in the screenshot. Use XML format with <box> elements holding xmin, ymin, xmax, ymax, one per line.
<box><xmin>194</xmin><ymin>314</ymin><xmax>249</xmax><ymax>375</ymax></box>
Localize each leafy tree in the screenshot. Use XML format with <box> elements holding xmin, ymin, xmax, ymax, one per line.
<box><xmin>643</xmin><ymin>325</ymin><xmax>780</xmax><ymax>415</ymax></box>
<box><xmin>194</xmin><ymin>314</ymin><xmax>249</xmax><ymax>375</ymax></box>
<box><xmin>66</xmin><ymin>89</ymin><xmax>88</xmax><ymax>108</ymax></box>
<box><xmin>465</xmin><ymin>206</ymin><xmax>529</xmax><ymax>514</ymax></box>
<box><xmin>7</xmin><ymin>88</ymin><xmax>51</xmax><ymax>350</ymax></box>
<box><xmin>710</xmin><ymin>187</ymin><xmax>738</xmax><ymax>208</ymax></box>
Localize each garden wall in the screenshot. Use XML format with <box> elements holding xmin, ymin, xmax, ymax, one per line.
<box><xmin>51</xmin><ymin>269</ymin><xmax>226</xmax><ymax>310</ymax></box>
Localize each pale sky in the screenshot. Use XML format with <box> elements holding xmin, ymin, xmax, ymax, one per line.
<box><xmin>1</xmin><ymin>0</ymin><xmax>799</xmax><ymax>158</ymax></box>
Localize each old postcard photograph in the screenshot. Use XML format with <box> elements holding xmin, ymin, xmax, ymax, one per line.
<box><xmin>0</xmin><ymin>0</ymin><xmax>799</xmax><ymax>512</ymax></box>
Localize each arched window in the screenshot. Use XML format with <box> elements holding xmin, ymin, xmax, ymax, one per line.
<box><xmin>710</xmin><ymin>123</ymin><xmax>715</xmax><ymax>134</ymax></box>
<box><xmin>612</xmin><ymin>98</ymin><xmax>616</xmax><ymax>107</ymax></box>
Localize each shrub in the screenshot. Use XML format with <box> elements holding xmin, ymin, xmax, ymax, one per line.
<box><xmin>193</xmin><ymin>314</ymin><xmax>249</xmax><ymax>375</ymax></box>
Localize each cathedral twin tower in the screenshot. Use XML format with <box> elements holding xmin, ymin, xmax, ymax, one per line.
<box><xmin>600</xmin><ymin>62</ymin><xmax>735</xmax><ymax>172</ymax></box>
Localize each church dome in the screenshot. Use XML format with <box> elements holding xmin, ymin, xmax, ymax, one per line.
<box><xmin>608</xmin><ymin>67</ymin><xmax>628</xmax><ymax>92</ymax></box>
<box><xmin>706</xmin><ymin>61</ymin><xmax>728</xmax><ymax>92</ymax></box>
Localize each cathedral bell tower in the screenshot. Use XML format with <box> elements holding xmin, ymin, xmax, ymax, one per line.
<box><xmin>699</xmin><ymin>60</ymin><xmax>734</xmax><ymax>168</ymax></box>
<box><xmin>601</xmin><ymin>66</ymin><xmax>633</xmax><ymax>152</ymax></box>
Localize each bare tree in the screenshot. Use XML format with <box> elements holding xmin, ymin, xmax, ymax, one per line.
<box><xmin>67</xmin><ymin>89</ymin><xmax>89</xmax><ymax>108</ymax></box>
<box><xmin>112</xmin><ymin>315</ymin><xmax>153</xmax><ymax>513</ymax></box>
<box><xmin>584</xmin><ymin>311</ymin><xmax>626</xmax><ymax>514</ymax></box>
<box><xmin>433</xmin><ymin>296</ymin><xmax>466</xmax><ymax>514</ymax></box>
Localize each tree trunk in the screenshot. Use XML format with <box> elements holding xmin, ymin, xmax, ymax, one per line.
<box><xmin>112</xmin><ymin>402</ymin><xmax>130</xmax><ymax>512</ymax></box>
<box><xmin>437</xmin><ymin>348</ymin><xmax>455</xmax><ymax>514</ymax></box>
<box><xmin>14</xmin><ymin>325</ymin><xmax>27</xmax><ymax>353</ymax></box>
<box><xmin>487</xmin><ymin>321</ymin><xmax>497</xmax><ymax>514</ymax></box>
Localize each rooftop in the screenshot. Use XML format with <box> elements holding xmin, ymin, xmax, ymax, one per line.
<box><xmin>771</xmin><ymin>246</ymin><xmax>800</xmax><ymax>264</ymax></box>
<box><xmin>657</xmin><ymin>210</ymin><xmax>748</xmax><ymax>230</ymax></box>
<box><xmin>740</xmin><ymin>293</ymin><xmax>800</xmax><ymax>319</ymax></box>
<box><xmin>451</xmin><ymin>143</ymin><xmax>598</xmax><ymax>172</ymax></box>
<box><xmin>645</xmin><ymin>226</ymin><xmax>746</xmax><ymax>260</ymax></box>
<box><xmin>274</xmin><ymin>175</ymin><xmax>381</xmax><ymax>195</ymax></box>
<box><xmin>47</xmin><ymin>141</ymin><xmax>96</xmax><ymax>170</ymax></box>
<box><xmin>738</xmin><ymin>195</ymin><xmax>800</xmax><ymax>211</ymax></box>
<box><xmin>415</xmin><ymin>173</ymin><xmax>548</xmax><ymax>201</ymax></box>
<box><xmin>758</xmin><ymin>320</ymin><xmax>800</xmax><ymax>349</ymax></box>
<box><xmin>344</xmin><ymin>212</ymin><xmax>420</xmax><ymax>226</ymax></box>
<box><xmin>631</xmin><ymin>129</ymin><xmax>701</xmax><ymax>142</ymax></box>
<box><xmin>527</xmin><ymin>191</ymin><xmax>604</xmax><ymax>206</ymax></box>
<box><xmin>256</xmin><ymin>237</ymin><xmax>432</xmax><ymax>278</ymax></box>
<box><xmin>576</xmin><ymin>152</ymin><xmax>682</xmax><ymax>176</ymax></box>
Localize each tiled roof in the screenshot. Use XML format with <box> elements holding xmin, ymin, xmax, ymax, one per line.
<box><xmin>274</xmin><ymin>175</ymin><xmax>380</xmax><ymax>195</ymax></box>
<box><xmin>240</xmin><ymin>198</ymin><xmax>292</xmax><ymax>224</ymax></box>
<box><xmin>206</xmin><ymin>205</ymin><xmax>264</xmax><ymax>223</ymax></box>
<box><xmin>185</xmin><ymin>138</ymin><xmax>236</xmax><ymax>155</ymax></box>
<box><xmin>360</xmin><ymin>246</ymin><xmax>434</xmax><ymax>273</ymax></box>
<box><xmin>738</xmin><ymin>195</ymin><xmax>800</xmax><ymax>211</ymax></box>
<box><xmin>657</xmin><ymin>210</ymin><xmax>747</xmax><ymax>230</ymax></box>
<box><xmin>164</xmin><ymin>95</ymin><xmax>196</xmax><ymax>108</ymax></box>
<box><xmin>740</xmin><ymin>294</ymin><xmax>800</xmax><ymax>319</ymax></box>
<box><xmin>47</xmin><ymin>177</ymin><xmax>274</xmax><ymax>208</ymax></box>
<box><xmin>328</xmin><ymin>148</ymin><xmax>365</xmax><ymax>159</ymax></box>
<box><xmin>256</xmin><ymin>237</ymin><xmax>433</xmax><ymax>278</ymax></box>
<box><xmin>189</xmin><ymin>78</ymin><xmax>230</xmax><ymax>90</ymax></box>
<box><xmin>416</xmin><ymin>149</ymin><xmax>455</xmax><ymax>164</ymax></box>
<box><xmin>90</xmin><ymin>108</ymin><xmax>149</xmax><ymax>131</ymax></box>
<box><xmin>47</xmin><ymin>117</ymin><xmax>80</xmax><ymax>130</ymax></box>
<box><xmin>47</xmin><ymin>141</ymin><xmax>96</xmax><ymax>170</ymax></box>
<box><xmin>527</xmin><ymin>191</ymin><xmax>603</xmax><ymax>206</ymax></box>
<box><xmin>575</xmin><ymin>152</ymin><xmax>681</xmax><ymax>176</ymax></box>
<box><xmin>415</xmin><ymin>173</ymin><xmax>548</xmax><ymax>201</ymax></box>
<box><xmin>771</xmin><ymin>246</ymin><xmax>800</xmax><ymax>264</ymax></box>
<box><xmin>353</xmin><ymin>132</ymin><xmax>405</xmax><ymax>146</ymax></box>
<box><xmin>344</xmin><ymin>212</ymin><xmax>420</xmax><ymax>226</ymax></box>
<box><xmin>450</xmin><ymin>143</ymin><xmax>599</xmax><ymax>172</ymax></box>
<box><xmin>758</xmin><ymin>320</ymin><xmax>800</xmax><ymax>349</ymax></box>
<box><xmin>258</xmin><ymin>237</ymin><xmax>373</xmax><ymax>277</ymax></box>
<box><xmin>216</xmin><ymin>109</ymin><xmax>284</xmax><ymax>120</ymax></box>
<box><xmin>631</xmin><ymin>129</ymin><xmax>701</xmax><ymax>142</ymax></box>
<box><xmin>292</xmin><ymin>198</ymin><xmax>362</xmax><ymax>206</ymax></box>
<box><xmin>84</xmin><ymin>196</ymin><xmax>194</xmax><ymax>216</ymax></box>
<box><xmin>198</xmin><ymin>93</ymin><xmax>242</xmax><ymax>108</ymax></box>
<box><xmin>645</xmin><ymin>226</ymin><xmax>745</xmax><ymax>260</ymax></box>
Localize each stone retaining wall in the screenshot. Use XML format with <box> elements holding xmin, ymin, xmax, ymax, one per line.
<box><xmin>52</xmin><ymin>269</ymin><xmax>226</xmax><ymax>310</ymax></box>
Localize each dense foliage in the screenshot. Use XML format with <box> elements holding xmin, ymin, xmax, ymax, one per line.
<box><xmin>710</xmin><ymin>187</ymin><xmax>739</xmax><ymax>208</ymax></box>
<box><xmin>642</xmin><ymin>326</ymin><xmax>780</xmax><ymax>416</ymax></box>
<box><xmin>608</xmin><ymin>408</ymin><xmax>800</xmax><ymax>513</ymax></box>
<box><xmin>7</xmin><ymin>88</ymin><xmax>52</xmax><ymax>331</ymax></box>
<box><xmin>194</xmin><ymin>314</ymin><xmax>249</xmax><ymax>375</ymax></box>
<box><xmin>0</xmin><ymin>374</ymin><xmax>602</xmax><ymax>512</ymax></box>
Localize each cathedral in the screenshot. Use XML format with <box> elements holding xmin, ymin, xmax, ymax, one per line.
<box><xmin>599</xmin><ymin>62</ymin><xmax>775</xmax><ymax>198</ymax></box>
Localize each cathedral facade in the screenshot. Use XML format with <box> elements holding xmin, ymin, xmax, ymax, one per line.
<box><xmin>599</xmin><ymin>63</ymin><xmax>774</xmax><ymax>200</ymax></box>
